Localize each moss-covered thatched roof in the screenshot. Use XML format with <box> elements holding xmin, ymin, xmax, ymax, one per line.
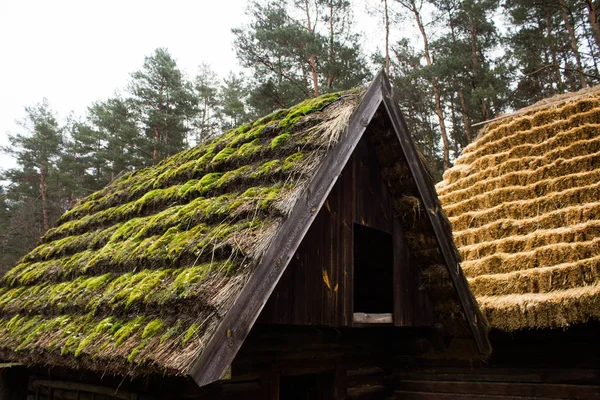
<box><xmin>437</xmin><ymin>85</ymin><xmax>600</xmax><ymax>331</ymax></box>
<box><xmin>0</xmin><ymin>73</ymin><xmax>488</xmax><ymax>382</ymax></box>
<box><xmin>0</xmin><ymin>90</ymin><xmax>357</xmax><ymax>376</ymax></box>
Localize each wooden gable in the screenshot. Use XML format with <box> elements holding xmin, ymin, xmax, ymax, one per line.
<box><xmin>259</xmin><ymin>136</ymin><xmax>433</xmax><ymax>328</ymax></box>
<box><xmin>190</xmin><ymin>72</ymin><xmax>490</xmax><ymax>387</ymax></box>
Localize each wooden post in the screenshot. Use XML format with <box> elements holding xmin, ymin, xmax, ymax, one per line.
<box><xmin>260</xmin><ymin>372</ymin><xmax>280</xmax><ymax>400</ymax></box>
<box><xmin>0</xmin><ymin>367</ymin><xmax>29</xmax><ymax>400</ymax></box>
<box><xmin>333</xmin><ymin>365</ymin><xmax>348</xmax><ymax>400</ymax></box>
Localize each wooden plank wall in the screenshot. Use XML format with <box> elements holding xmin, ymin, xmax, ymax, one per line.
<box><xmin>391</xmin><ymin>325</ymin><xmax>600</xmax><ymax>399</ymax></box>
<box><xmin>259</xmin><ymin>137</ymin><xmax>398</xmax><ymax>327</ymax></box>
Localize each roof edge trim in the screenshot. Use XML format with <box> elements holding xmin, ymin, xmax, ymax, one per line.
<box><xmin>379</xmin><ymin>74</ymin><xmax>492</xmax><ymax>355</ymax></box>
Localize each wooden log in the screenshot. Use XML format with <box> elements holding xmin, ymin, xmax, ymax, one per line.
<box><xmin>394</xmin><ymin>391</ymin><xmax>537</xmax><ymax>399</ymax></box>
<box><xmin>391</xmin><ymin>367</ymin><xmax>600</xmax><ymax>384</ymax></box>
<box><xmin>397</xmin><ymin>380</ymin><xmax>600</xmax><ymax>399</ymax></box>
<box><xmin>353</xmin><ymin>313</ymin><xmax>393</xmax><ymax>324</ymax></box>
<box><xmin>348</xmin><ymin>385</ymin><xmax>385</xmax><ymax>400</ymax></box>
<box><xmin>30</xmin><ymin>380</ymin><xmax>151</xmax><ymax>400</ymax></box>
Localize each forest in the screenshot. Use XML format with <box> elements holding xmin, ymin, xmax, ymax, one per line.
<box><xmin>1</xmin><ymin>0</ymin><xmax>599</xmax><ymax>274</ymax></box>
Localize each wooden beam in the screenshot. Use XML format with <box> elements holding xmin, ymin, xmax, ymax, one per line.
<box><xmin>378</xmin><ymin>73</ymin><xmax>492</xmax><ymax>356</ymax></box>
<box><xmin>393</xmin><ymin>218</ymin><xmax>412</xmax><ymax>327</ymax></box>
<box><xmin>397</xmin><ymin>379</ymin><xmax>600</xmax><ymax>399</ymax></box>
<box><xmin>352</xmin><ymin>313</ymin><xmax>393</xmax><ymax>324</ymax></box>
<box><xmin>188</xmin><ymin>71</ymin><xmax>386</xmax><ymax>387</ymax></box>
<box><xmin>30</xmin><ymin>380</ymin><xmax>151</xmax><ymax>400</ymax></box>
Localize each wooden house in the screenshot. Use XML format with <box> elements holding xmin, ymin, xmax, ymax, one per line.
<box><xmin>0</xmin><ymin>72</ymin><xmax>490</xmax><ymax>399</ymax></box>
<box><xmin>395</xmin><ymin>86</ymin><xmax>600</xmax><ymax>399</ymax></box>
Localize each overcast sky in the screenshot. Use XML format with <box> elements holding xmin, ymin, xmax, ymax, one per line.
<box><xmin>0</xmin><ymin>0</ymin><xmax>387</xmax><ymax>170</ymax></box>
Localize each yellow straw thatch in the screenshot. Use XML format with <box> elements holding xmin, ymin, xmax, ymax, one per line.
<box><xmin>437</xmin><ymin>86</ymin><xmax>600</xmax><ymax>331</ymax></box>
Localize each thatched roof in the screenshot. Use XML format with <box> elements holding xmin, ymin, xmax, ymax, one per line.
<box><xmin>0</xmin><ymin>72</ymin><xmax>488</xmax><ymax>385</ymax></box>
<box><xmin>437</xmin><ymin>85</ymin><xmax>600</xmax><ymax>332</ymax></box>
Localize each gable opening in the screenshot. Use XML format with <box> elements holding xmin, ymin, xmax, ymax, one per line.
<box><xmin>353</xmin><ymin>223</ymin><xmax>393</xmax><ymax>323</ymax></box>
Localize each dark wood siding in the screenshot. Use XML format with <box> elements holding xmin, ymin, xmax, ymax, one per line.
<box><xmin>260</xmin><ymin>137</ymin><xmax>431</xmax><ymax>327</ymax></box>
<box><xmin>391</xmin><ymin>325</ymin><xmax>600</xmax><ymax>399</ymax></box>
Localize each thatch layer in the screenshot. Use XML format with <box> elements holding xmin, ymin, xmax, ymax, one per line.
<box><xmin>437</xmin><ymin>86</ymin><xmax>600</xmax><ymax>331</ymax></box>
<box><xmin>0</xmin><ymin>91</ymin><xmax>360</xmax><ymax>377</ymax></box>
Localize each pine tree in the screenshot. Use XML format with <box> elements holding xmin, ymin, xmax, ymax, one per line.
<box><xmin>0</xmin><ymin>186</ymin><xmax>10</xmax><ymax>275</ymax></box>
<box><xmin>220</xmin><ymin>73</ymin><xmax>249</xmax><ymax>129</ymax></box>
<box><xmin>193</xmin><ymin>63</ymin><xmax>222</xmax><ymax>144</ymax></box>
<box><xmin>394</xmin><ymin>0</ymin><xmax>452</xmax><ymax>169</ymax></box>
<box><xmin>3</xmin><ymin>99</ymin><xmax>64</xmax><ymax>233</ymax></box>
<box><xmin>128</xmin><ymin>48</ymin><xmax>198</xmax><ymax>163</ymax></box>
<box><xmin>234</xmin><ymin>0</ymin><xmax>370</xmax><ymax>116</ymax></box>
<box><xmin>87</xmin><ymin>97</ymin><xmax>147</xmax><ymax>179</ymax></box>
<box><xmin>389</xmin><ymin>39</ymin><xmax>443</xmax><ymax>176</ymax></box>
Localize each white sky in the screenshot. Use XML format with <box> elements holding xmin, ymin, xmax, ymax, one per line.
<box><xmin>0</xmin><ymin>0</ymin><xmax>391</xmax><ymax>171</ymax></box>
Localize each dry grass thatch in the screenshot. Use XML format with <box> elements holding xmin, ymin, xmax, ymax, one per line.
<box><xmin>437</xmin><ymin>85</ymin><xmax>600</xmax><ymax>331</ymax></box>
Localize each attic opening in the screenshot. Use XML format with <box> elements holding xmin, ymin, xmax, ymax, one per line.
<box><xmin>353</xmin><ymin>223</ymin><xmax>393</xmax><ymax>323</ymax></box>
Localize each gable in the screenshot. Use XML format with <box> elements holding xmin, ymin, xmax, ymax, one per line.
<box><xmin>260</xmin><ymin>136</ymin><xmax>433</xmax><ymax>328</ymax></box>
<box><xmin>191</xmin><ymin>73</ymin><xmax>490</xmax><ymax>387</ymax></box>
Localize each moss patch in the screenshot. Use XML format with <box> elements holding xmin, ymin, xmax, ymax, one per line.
<box><xmin>271</xmin><ymin>134</ymin><xmax>291</xmax><ymax>149</ymax></box>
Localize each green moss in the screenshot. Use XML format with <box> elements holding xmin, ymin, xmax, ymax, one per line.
<box><xmin>160</xmin><ymin>321</ymin><xmax>182</xmax><ymax>344</ymax></box>
<box><xmin>279</xmin><ymin>92</ymin><xmax>342</xmax><ymax>128</ymax></box>
<box><xmin>178</xmin><ymin>179</ymin><xmax>199</xmax><ymax>197</ymax></box>
<box><xmin>238</xmin><ymin>124</ymin><xmax>251</xmax><ymax>134</ymax></box>
<box><xmin>283</xmin><ymin>152</ymin><xmax>304</xmax><ymax>171</ymax></box>
<box><xmin>182</xmin><ymin>323</ymin><xmax>200</xmax><ymax>345</ymax></box>
<box><xmin>135</xmin><ymin>189</ymin><xmax>164</xmax><ymax>210</ymax></box>
<box><xmin>244</xmin><ymin>124</ymin><xmax>266</xmax><ymax>141</ymax></box>
<box><xmin>271</xmin><ymin>133</ymin><xmax>290</xmax><ymax>149</ymax></box>
<box><xmin>74</xmin><ymin>317</ymin><xmax>114</xmax><ymax>357</ymax></box>
<box><xmin>124</xmin><ymin>269</ymin><xmax>171</xmax><ymax>309</ymax></box>
<box><xmin>259</xmin><ymin>187</ymin><xmax>281</xmax><ymax>209</ymax></box>
<box><xmin>114</xmin><ymin>316</ymin><xmax>145</xmax><ymax>346</ymax></box>
<box><xmin>214</xmin><ymin>166</ymin><xmax>249</xmax><ymax>189</ymax></box>
<box><xmin>235</xmin><ymin>138</ymin><xmax>261</xmax><ymax>158</ymax></box>
<box><xmin>141</xmin><ymin>319</ymin><xmax>164</xmax><ymax>339</ymax></box>
<box><xmin>253</xmin><ymin>108</ymin><xmax>288</xmax><ymax>127</ymax></box>
<box><xmin>194</xmin><ymin>144</ymin><xmax>218</xmax><ymax>171</ymax></box>
<box><xmin>211</xmin><ymin>147</ymin><xmax>236</xmax><ymax>164</ymax></box>
<box><xmin>127</xmin><ymin>342</ymin><xmax>145</xmax><ymax>363</ymax></box>
<box><xmin>251</xmin><ymin>159</ymin><xmax>281</xmax><ymax>178</ymax></box>
<box><xmin>82</xmin><ymin>273</ymin><xmax>112</xmax><ymax>291</ymax></box>
<box><xmin>168</xmin><ymin>263</ymin><xmax>212</xmax><ymax>299</ymax></box>
<box><xmin>20</xmin><ymin>316</ymin><xmax>69</xmax><ymax>349</ymax></box>
<box><xmin>197</xmin><ymin>172</ymin><xmax>224</xmax><ymax>193</ymax></box>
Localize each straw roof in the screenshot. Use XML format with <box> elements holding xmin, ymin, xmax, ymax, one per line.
<box><xmin>437</xmin><ymin>86</ymin><xmax>600</xmax><ymax>332</ymax></box>
<box><xmin>0</xmin><ymin>73</ymin><xmax>488</xmax><ymax>382</ymax></box>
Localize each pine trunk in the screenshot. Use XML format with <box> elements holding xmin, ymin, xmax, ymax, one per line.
<box><xmin>40</xmin><ymin>163</ymin><xmax>49</xmax><ymax>233</ymax></box>
<box><xmin>544</xmin><ymin>7</ymin><xmax>564</xmax><ymax>92</ymax></box>
<box><xmin>384</xmin><ymin>0</ymin><xmax>390</xmax><ymax>76</ymax></box>
<box><xmin>327</xmin><ymin>0</ymin><xmax>335</xmax><ymax>89</ymax></box>
<box><xmin>585</xmin><ymin>0</ymin><xmax>600</xmax><ymax>52</ymax></box>
<box><xmin>411</xmin><ymin>1</ymin><xmax>451</xmax><ymax>169</ymax></box>
<box><xmin>304</xmin><ymin>0</ymin><xmax>320</xmax><ymax>96</ymax></box>
<box><xmin>561</xmin><ymin>0</ymin><xmax>588</xmax><ymax>87</ymax></box>
<box><xmin>153</xmin><ymin>126</ymin><xmax>160</xmax><ymax>162</ymax></box>
<box><xmin>456</xmin><ymin>86</ymin><xmax>472</xmax><ymax>144</ymax></box>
